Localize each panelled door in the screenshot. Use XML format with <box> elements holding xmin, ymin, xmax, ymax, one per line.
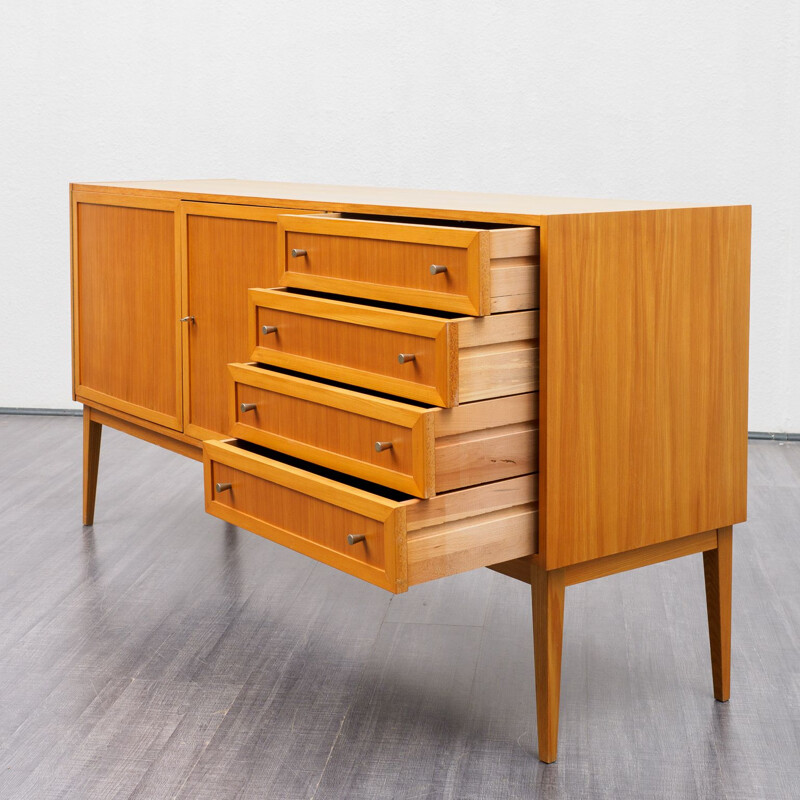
<box><xmin>72</xmin><ymin>192</ymin><xmax>183</xmax><ymax>430</ymax></box>
<box><xmin>181</xmin><ymin>203</ymin><xmax>297</xmax><ymax>440</ymax></box>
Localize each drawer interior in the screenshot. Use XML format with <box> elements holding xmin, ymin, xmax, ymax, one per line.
<box><xmin>281</xmin><ymin>286</ymin><xmax>467</xmax><ymax>319</ymax></box>
<box><xmin>231</xmin><ymin>439</ymin><xmax>416</xmax><ymax>502</ymax></box>
<box><xmin>334</xmin><ymin>212</ymin><xmax>525</xmax><ymax>231</ymax></box>
<box><xmin>248</xmin><ymin>362</ymin><xmax>435</xmax><ymax>408</ymax></box>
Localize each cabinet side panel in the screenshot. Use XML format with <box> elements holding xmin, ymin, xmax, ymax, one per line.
<box><xmin>541</xmin><ymin>207</ymin><xmax>750</xmax><ymax>569</ymax></box>
<box><xmin>76</xmin><ymin>200</ymin><xmax>181</xmax><ymax>427</ymax></box>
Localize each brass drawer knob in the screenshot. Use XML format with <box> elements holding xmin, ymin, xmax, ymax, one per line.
<box><xmin>291</xmin><ymin>249</ymin><xmax>307</xmax><ymax>258</ymax></box>
<box><xmin>215</xmin><ymin>482</ymin><xmax>232</xmax><ymax>493</ymax></box>
<box><xmin>347</xmin><ymin>534</ymin><xmax>366</xmax><ymax>545</ymax></box>
<box><xmin>261</xmin><ymin>325</ymin><xmax>278</xmax><ymax>335</ymax></box>
<box><xmin>429</xmin><ymin>264</ymin><xmax>447</xmax><ymax>275</ymax></box>
<box><xmin>397</xmin><ymin>353</ymin><xmax>416</xmax><ymax>364</ymax></box>
<box><xmin>240</xmin><ymin>403</ymin><xmax>257</xmax><ymax>413</ymax></box>
<box><xmin>375</xmin><ymin>441</ymin><xmax>393</xmax><ymax>452</ymax></box>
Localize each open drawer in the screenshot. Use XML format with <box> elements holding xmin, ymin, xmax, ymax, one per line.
<box><xmin>277</xmin><ymin>214</ymin><xmax>539</xmax><ymax>316</ymax></box>
<box><xmin>204</xmin><ymin>439</ymin><xmax>538</xmax><ymax>592</ymax></box>
<box><xmin>249</xmin><ymin>288</ymin><xmax>538</xmax><ymax>407</ymax></box>
<box><xmin>228</xmin><ymin>363</ymin><xmax>538</xmax><ymax>498</ymax></box>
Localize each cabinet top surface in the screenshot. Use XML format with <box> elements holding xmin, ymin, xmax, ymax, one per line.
<box><xmin>71</xmin><ymin>179</ymin><xmax>742</xmax><ymax>223</ymax></box>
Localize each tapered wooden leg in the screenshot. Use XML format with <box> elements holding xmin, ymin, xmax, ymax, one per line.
<box><xmin>83</xmin><ymin>407</ymin><xmax>102</xmax><ymax>526</ymax></box>
<box><xmin>703</xmin><ymin>526</ymin><xmax>732</xmax><ymax>701</ymax></box>
<box><xmin>531</xmin><ymin>563</ymin><xmax>566</xmax><ymax>763</ymax></box>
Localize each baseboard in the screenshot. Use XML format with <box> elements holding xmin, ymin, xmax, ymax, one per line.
<box><xmin>0</xmin><ymin>407</ymin><xmax>82</xmax><ymax>416</ymax></box>
<box><xmin>748</xmin><ymin>431</ymin><xmax>800</xmax><ymax>442</ymax></box>
<box><xmin>1</xmin><ymin>407</ymin><xmax>799</xmax><ymax>441</ymax></box>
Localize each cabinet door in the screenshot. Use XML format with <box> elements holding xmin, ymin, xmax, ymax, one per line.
<box><xmin>72</xmin><ymin>192</ymin><xmax>183</xmax><ymax>429</ymax></box>
<box><xmin>181</xmin><ymin>203</ymin><xmax>296</xmax><ymax>440</ymax></box>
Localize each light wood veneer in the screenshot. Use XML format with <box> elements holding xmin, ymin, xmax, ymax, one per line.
<box><xmin>227</xmin><ymin>363</ymin><xmax>537</xmax><ymax>497</ymax></box>
<box><xmin>203</xmin><ymin>440</ymin><xmax>538</xmax><ymax>593</ymax></box>
<box><xmin>278</xmin><ymin>214</ymin><xmax>539</xmax><ymax>316</ymax></box>
<box><xmin>249</xmin><ymin>288</ymin><xmax>538</xmax><ymax>407</ymax></box>
<box><xmin>72</xmin><ymin>192</ymin><xmax>183</xmax><ymax>429</ymax></box>
<box><xmin>181</xmin><ymin>202</ymin><xmax>299</xmax><ymax>440</ymax></box>
<box><xmin>540</xmin><ymin>207</ymin><xmax>751</xmax><ymax>569</ymax></box>
<box><xmin>71</xmin><ymin>179</ymin><xmax>721</xmax><ymax>222</ymax></box>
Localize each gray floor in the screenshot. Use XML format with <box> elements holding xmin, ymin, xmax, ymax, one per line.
<box><xmin>0</xmin><ymin>416</ymin><xmax>798</xmax><ymax>800</ymax></box>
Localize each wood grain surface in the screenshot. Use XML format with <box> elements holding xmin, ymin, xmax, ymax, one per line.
<box><xmin>72</xmin><ymin>192</ymin><xmax>183</xmax><ymax>429</ymax></box>
<box><xmin>203</xmin><ymin>439</ymin><xmax>401</xmax><ymax>592</ymax></box>
<box><xmin>250</xmin><ymin>289</ymin><xmax>538</xmax><ymax>407</ymax></box>
<box><xmin>249</xmin><ymin>289</ymin><xmax>454</xmax><ymax>405</ymax></box>
<box><xmin>228</xmin><ymin>363</ymin><xmax>433</xmax><ymax>497</ymax></box>
<box><xmin>704</xmin><ymin>526</ymin><xmax>733</xmax><ymax>701</ymax></box>
<box><xmin>278</xmin><ymin>214</ymin><xmax>491</xmax><ymax>315</ymax></box>
<box><xmin>531</xmin><ymin>562</ymin><xmax>566</xmax><ymax>763</ymax></box>
<box><xmin>278</xmin><ymin>214</ymin><xmax>539</xmax><ymax>316</ymax></box>
<box><xmin>81</xmin><ymin>408</ymin><xmax>101</xmax><ymax>526</ymax></box>
<box><xmin>181</xmin><ymin>203</ymin><xmax>296</xmax><ymax>440</ymax></box>
<box><xmin>203</xmin><ymin>440</ymin><xmax>538</xmax><ymax>592</ymax></box>
<box><xmin>70</xmin><ymin>178</ymin><xmax>719</xmax><ymax>223</ymax></box>
<box><xmin>540</xmin><ymin>206</ymin><xmax>751</xmax><ymax>569</ymax></box>
<box><xmin>228</xmin><ymin>363</ymin><xmax>538</xmax><ymax>498</ymax></box>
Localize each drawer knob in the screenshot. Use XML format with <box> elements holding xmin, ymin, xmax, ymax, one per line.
<box><xmin>240</xmin><ymin>403</ymin><xmax>257</xmax><ymax>413</ymax></box>
<box><xmin>179</xmin><ymin>315</ymin><xmax>195</xmax><ymax>323</ymax></box>
<box><xmin>347</xmin><ymin>534</ymin><xmax>366</xmax><ymax>545</ymax></box>
<box><xmin>215</xmin><ymin>482</ymin><xmax>232</xmax><ymax>493</ymax></box>
<box><xmin>291</xmin><ymin>249</ymin><xmax>307</xmax><ymax>258</ymax></box>
<box><xmin>397</xmin><ymin>353</ymin><xmax>416</xmax><ymax>364</ymax></box>
<box><xmin>261</xmin><ymin>325</ymin><xmax>278</xmax><ymax>335</ymax></box>
<box><xmin>429</xmin><ymin>264</ymin><xmax>448</xmax><ymax>275</ymax></box>
<box><xmin>375</xmin><ymin>441</ymin><xmax>393</xmax><ymax>452</ymax></box>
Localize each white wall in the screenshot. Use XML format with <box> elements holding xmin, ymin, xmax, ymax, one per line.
<box><xmin>1</xmin><ymin>1</ymin><xmax>797</xmax><ymax>431</ymax></box>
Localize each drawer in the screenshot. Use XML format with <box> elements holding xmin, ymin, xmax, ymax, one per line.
<box><xmin>204</xmin><ymin>439</ymin><xmax>538</xmax><ymax>592</ymax></box>
<box><xmin>249</xmin><ymin>288</ymin><xmax>539</xmax><ymax>407</ymax></box>
<box><xmin>228</xmin><ymin>363</ymin><xmax>538</xmax><ymax>498</ymax></box>
<box><xmin>277</xmin><ymin>214</ymin><xmax>539</xmax><ymax>316</ymax></box>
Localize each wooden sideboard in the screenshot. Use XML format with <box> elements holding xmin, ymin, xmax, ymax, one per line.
<box><xmin>70</xmin><ymin>180</ymin><xmax>750</xmax><ymax>762</ymax></box>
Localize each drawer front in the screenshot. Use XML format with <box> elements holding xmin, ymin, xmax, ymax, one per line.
<box><xmin>250</xmin><ymin>289</ymin><xmax>456</xmax><ymax>406</ymax></box>
<box><xmin>203</xmin><ymin>439</ymin><xmax>406</xmax><ymax>591</ymax></box>
<box><xmin>229</xmin><ymin>364</ymin><xmax>433</xmax><ymax>497</ymax></box>
<box><xmin>278</xmin><ymin>214</ymin><xmax>488</xmax><ymax>315</ymax></box>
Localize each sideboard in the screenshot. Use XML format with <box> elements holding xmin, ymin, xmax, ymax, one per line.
<box><xmin>70</xmin><ymin>179</ymin><xmax>750</xmax><ymax>762</ymax></box>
